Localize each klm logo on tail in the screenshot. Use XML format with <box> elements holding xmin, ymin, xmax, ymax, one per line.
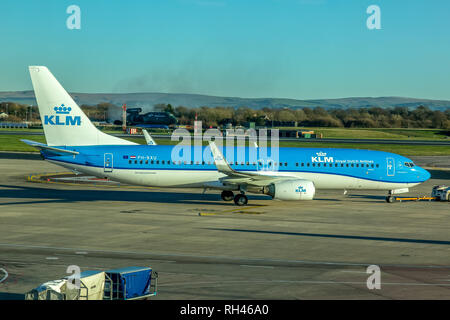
<box><xmin>44</xmin><ymin>104</ymin><xmax>81</xmax><ymax>126</ymax></box>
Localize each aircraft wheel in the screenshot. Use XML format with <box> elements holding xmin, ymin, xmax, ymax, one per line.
<box><xmin>221</xmin><ymin>190</ymin><xmax>234</xmax><ymax>201</ymax></box>
<box><xmin>234</xmin><ymin>194</ymin><xmax>248</xmax><ymax>206</ymax></box>
<box><xmin>386</xmin><ymin>196</ymin><xmax>395</xmax><ymax>203</ymax></box>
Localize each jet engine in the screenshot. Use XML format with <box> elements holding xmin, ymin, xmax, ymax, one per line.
<box><xmin>264</xmin><ymin>179</ymin><xmax>315</xmax><ymax>200</ymax></box>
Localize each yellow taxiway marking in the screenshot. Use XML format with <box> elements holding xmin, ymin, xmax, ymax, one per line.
<box><xmin>199</xmin><ymin>206</ymin><xmax>265</xmax><ymax>216</ymax></box>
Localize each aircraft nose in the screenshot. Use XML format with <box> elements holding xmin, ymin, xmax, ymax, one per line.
<box><xmin>419</xmin><ymin>167</ymin><xmax>431</xmax><ymax>182</ymax></box>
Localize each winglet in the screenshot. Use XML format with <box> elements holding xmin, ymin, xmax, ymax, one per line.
<box><xmin>208</xmin><ymin>141</ymin><xmax>234</xmax><ymax>175</ymax></box>
<box><xmin>142</xmin><ymin>129</ymin><xmax>157</xmax><ymax>145</ymax></box>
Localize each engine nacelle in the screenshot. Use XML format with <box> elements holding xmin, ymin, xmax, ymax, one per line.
<box><xmin>265</xmin><ymin>179</ymin><xmax>315</xmax><ymax>201</ymax></box>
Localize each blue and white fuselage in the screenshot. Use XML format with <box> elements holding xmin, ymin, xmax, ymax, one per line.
<box><xmin>43</xmin><ymin>145</ymin><xmax>430</xmax><ymax>190</ymax></box>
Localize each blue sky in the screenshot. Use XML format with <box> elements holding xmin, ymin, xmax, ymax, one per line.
<box><xmin>0</xmin><ymin>0</ymin><xmax>449</xmax><ymax>100</ymax></box>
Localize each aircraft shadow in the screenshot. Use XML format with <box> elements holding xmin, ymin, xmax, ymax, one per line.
<box><xmin>0</xmin><ymin>184</ymin><xmax>270</xmax><ymax>206</ymax></box>
<box><xmin>206</xmin><ymin>228</ymin><xmax>450</xmax><ymax>246</ymax></box>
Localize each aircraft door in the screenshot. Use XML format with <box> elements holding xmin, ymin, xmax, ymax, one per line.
<box><xmin>104</xmin><ymin>153</ymin><xmax>113</xmax><ymax>172</ymax></box>
<box><xmin>386</xmin><ymin>157</ymin><xmax>395</xmax><ymax>176</ymax></box>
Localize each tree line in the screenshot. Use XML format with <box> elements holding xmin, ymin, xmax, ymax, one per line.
<box><xmin>1</xmin><ymin>101</ymin><xmax>450</xmax><ymax>129</ymax></box>
<box><xmin>157</xmin><ymin>104</ymin><xmax>450</xmax><ymax>129</ymax></box>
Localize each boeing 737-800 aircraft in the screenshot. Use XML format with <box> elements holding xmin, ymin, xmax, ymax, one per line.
<box><xmin>23</xmin><ymin>66</ymin><xmax>430</xmax><ymax>205</ymax></box>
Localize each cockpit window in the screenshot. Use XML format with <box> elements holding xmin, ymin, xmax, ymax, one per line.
<box><xmin>404</xmin><ymin>162</ymin><xmax>415</xmax><ymax>167</ymax></box>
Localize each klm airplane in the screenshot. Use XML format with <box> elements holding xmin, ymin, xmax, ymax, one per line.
<box><xmin>23</xmin><ymin>66</ymin><xmax>430</xmax><ymax>206</ymax></box>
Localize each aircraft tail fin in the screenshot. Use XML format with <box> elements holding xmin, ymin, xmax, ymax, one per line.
<box><xmin>28</xmin><ymin>66</ymin><xmax>136</xmax><ymax>147</ymax></box>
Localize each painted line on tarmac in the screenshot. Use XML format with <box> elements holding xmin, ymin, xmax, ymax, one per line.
<box><xmin>2</xmin><ymin>242</ymin><xmax>450</xmax><ymax>269</ymax></box>
<box><xmin>199</xmin><ymin>206</ymin><xmax>265</xmax><ymax>216</ymax></box>
<box><xmin>340</xmin><ymin>270</ymin><xmax>368</xmax><ymax>274</ymax></box>
<box><xmin>158</xmin><ymin>279</ymin><xmax>450</xmax><ymax>288</ymax></box>
<box><xmin>240</xmin><ymin>265</ymin><xmax>274</xmax><ymax>269</ymax></box>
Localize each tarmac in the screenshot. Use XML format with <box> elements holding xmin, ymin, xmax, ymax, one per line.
<box><xmin>0</xmin><ymin>156</ymin><xmax>449</xmax><ymax>300</ymax></box>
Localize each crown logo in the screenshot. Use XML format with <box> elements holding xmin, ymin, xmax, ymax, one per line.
<box><xmin>54</xmin><ymin>104</ymin><xmax>72</xmax><ymax>114</ymax></box>
<box><xmin>316</xmin><ymin>151</ymin><xmax>326</xmax><ymax>157</ymax></box>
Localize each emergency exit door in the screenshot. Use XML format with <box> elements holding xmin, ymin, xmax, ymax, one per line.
<box><xmin>104</xmin><ymin>153</ymin><xmax>113</xmax><ymax>172</ymax></box>
<box><xmin>386</xmin><ymin>157</ymin><xmax>395</xmax><ymax>176</ymax></box>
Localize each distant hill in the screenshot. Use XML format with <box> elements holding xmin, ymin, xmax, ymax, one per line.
<box><xmin>1</xmin><ymin>90</ymin><xmax>450</xmax><ymax>111</ymax></box>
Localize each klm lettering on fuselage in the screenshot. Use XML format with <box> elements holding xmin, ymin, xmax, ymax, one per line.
<box><xmin>311</xmin><ymin>151</ymin><xmax>334</xmax><ymax>163</ymax></box>
<box><xmin>44</xmin><ymin>104</ymin><xmax>81</xmax><ymax>126</ymax></box>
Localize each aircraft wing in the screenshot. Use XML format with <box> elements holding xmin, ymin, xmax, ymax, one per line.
<box><xmin>208</xmin><ymin>142</ymin><xmax>295</xmax><ymax>187</ymax></box>
<box><xmin>21</xmin><ymin>139</ymin><xmax>79</xmax><ymax>156</ymax></box>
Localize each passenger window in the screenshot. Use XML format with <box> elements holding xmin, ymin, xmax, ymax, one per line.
<box><xmin>129</xmin><ymin>160</ymin><xmax>132</xmax><ymax>164</ymax></box>
<box><xmin>296</xmin><ymin>163</ymin><xmax>298</xmax><ymax>167</ymax></box>
<box><xmin>140</xmin><ymin>160</ymin><xmax>143</xmax><ymax>164</ymax></box>
<box><xmin>134</xmin><ymin>160</ymin><xmax>137</xmax><ymax>164</ymax></box>
<box><xmin>376</xmin><ymin>164</ymin><xmax>379</xmax><ymax>168</ymax></box>
<box><xmin>307</xmin><ymin>163</ymin><xmax>310</xmax><ymax>167</ymax></box>
<box><xmin>301</xmin><ymin>163</ymin><xmax>304</xmax><ymax>167</ymax></box>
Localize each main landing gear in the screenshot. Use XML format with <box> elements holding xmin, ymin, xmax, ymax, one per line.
<box><xmin>221</xmin><ymin>190</ymin><xmax>234</xmax><ymax>201</ymax></box>
<box><xmin>220</xmin><ymin>190</ymin><xmax>248</xmax><ymax>206</ymax></box>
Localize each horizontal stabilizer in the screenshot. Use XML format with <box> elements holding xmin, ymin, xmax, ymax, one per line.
<box><xmin>21</xmin><ymin>139</ymin><xmax>79</xmax><ymax>155</ymax></box>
